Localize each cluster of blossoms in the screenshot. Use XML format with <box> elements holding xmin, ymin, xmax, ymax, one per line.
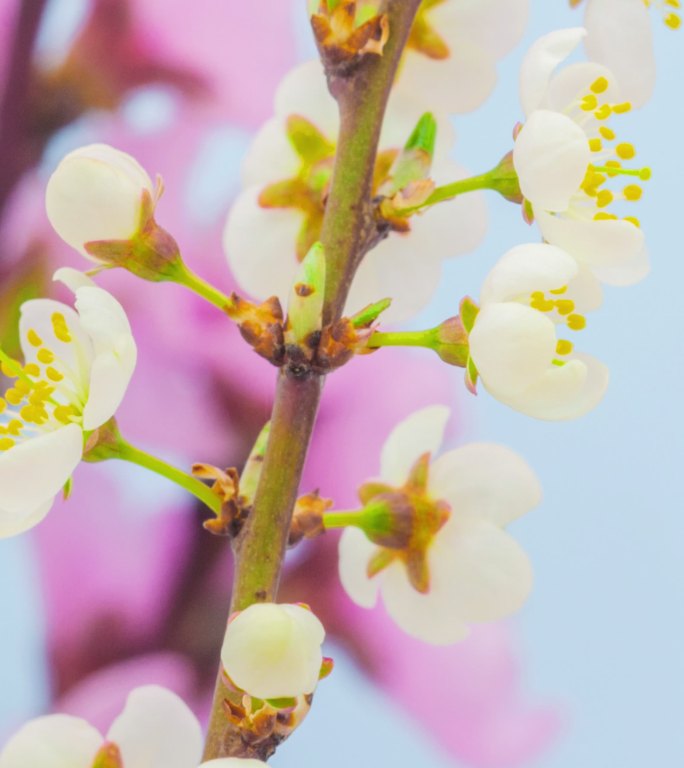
<box><xmin>0</xmin><ymin>0</ymin><xmax>667</xmax><ymax>763</ymax></box>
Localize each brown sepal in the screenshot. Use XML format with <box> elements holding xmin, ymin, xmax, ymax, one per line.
<box><xmin>193</xmin><ymin>465</ymin><xmax>249</xmax><ymax>538</ymax></box>
<box><xmin>231</xmin><ymin>294</ymin><xmax>285</xmax><ymax>365</ymax></box>
<box><xmin>312</xmin><ymin>2</ymin><xmax>388</xmax><ymax>72</ymax></box>
<box><xmin>289</xmin><ymin>490</ymin><xmax>332</xmax><ymax>546</ymax></box>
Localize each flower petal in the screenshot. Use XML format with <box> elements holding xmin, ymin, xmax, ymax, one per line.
<box><xmin>0</xmin><ymin>425</ymin><xmax>82</xmax><ymax>518</ymax></box>
<box><xmin>220</xmin><ymin>604</ymin><xmax>325</xmax><ymax>699</ymax></box>
<box><xmin>0</xmin><ymin>498</ymin><xmax>52</xmax><ymax>540</ymax></box>
<box><xmin>584</xmin><ymin>0</ymin><xmax>655</xmax><ymax>108</ymax></box>
<box><xmin>242</xmin><ymin>117</ymin><xmax>301</xmax><ymax>188</ymax></box>
<box><xmin>535</xmin><ymin>210</ymin><xmax>649</xmax><ymax>286</ymax></box>
<box><xmin>519</xmin><ymin>28</ymin><xmax>586</xmax><ymax>116</ymax></box>
<box><xmin>429</xmin><ymin>444</ymin><xmax>542</xmax><ymax>528</ymax></box>
<box><xmin>480</xmin><ymin>243</ymin><xmax>578</xmax><ymax>304</ymax></box>
<box><xmin>338</xmin><ymin>527</ymin><xmax>381</xmax><ymax>609</ymax></box>
<box><xmin>223</xmin><ymin>185</ymin><xmax>302</xmax><ymax>303</ymax></box>
<box><xmin>545</xmin><ymin>61</ymin><xmax>620</xmax><ymax>117</ymax></box>
<box><xmin>106</xmin><ymin>686</ymin><xmax>203</xmax><ymax>768</ymax></box>
<box><xmin>514</xmin><ymin>110</ymin><xmax>591</xmax><ymax>212</ymax></box>
<box><xmin>274</xmin><ymin>60</ymin><xmax>338</xmax><ymax>137</ymax></box>
<box><xmin>0</xmin><ymin>714</ymin><xmax>101</xmax><ymax>768</ymax></box>
<box><xmin>490</xmin><ymin>353</ymin><xmax>609</xmax><ymax>421</ymax></box>
<box><xmin>469</xmin><ymin>303</ymin><xmax>557</xmax><ymax>397</ymax></box>
<box><xmin>380</xmin><ymin>405</ymin><xmax>450</xmax><ymax>484</ymax></box>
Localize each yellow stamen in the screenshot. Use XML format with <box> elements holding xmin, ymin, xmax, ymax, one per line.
<box><xmin>624</xmin><ymin>216</ymin><xmax>641</xmax><ymax>228</ymax></box>
<box><xmin>591</xmin><ymin>76</ymin><xmax>609</xmax><ymax>94</ymax></box>
<box><xmin>599</xmin><ymin>126</ymin><xmax>616</xmax><ymax>140</ymax></box>
<box><xmin>46</xmin><ymin>367</ymin><xmax>64</xmax><ymax>382</ymax></box>
<box><xmin>581</xmin><ymin>94</ymin><xmax>598</xmax><ymax>111</ymax></box>
<box><xmin>0</xmin><ymin>437</ymin><xmax>15</xmax><ymax>451</ymax></box>
<box><xmin>555</xmin><ymin>300</ymin><xmax>575</xmax><ymax>316</ymax></box>
<box><xmin>4</xmin><ymin>389</ymin><xmax>23</xmax><ymax>406</ymax></box>
<box><xmin>37</xmin><ymin>348</ymin><xmax>55</xmax><ymax>365</ymax></box>
<box><xmin>589</xmin><ymin>138</ymin><xmax>603</xmax><ymax>152</ymax></box>
<box><xmin>596</xmin><ymin>190</ymin><xmax>614</xmax><ymax>208</ymax></box>
<box><xmin>594</xmin><ymin>104</ymin><xmax>612</xmax><ymax>120</ymax></box>
<box><xmin>567</xmin><ymin>314</ymin><xmax>587</xmax><ymax>331</ymax></box>
<box><xmin>24</xmin><ymin>363</ymin><xmax>40</xmax><ymax>377</ymax></box>
<box><xmin>550</xmin><ymin>286</ymin><xmax>568</xmax><ymax>295</ymax></box>
<box><xmin>51</xmin><ymin>313</ymin><xmax>72</xmax><ymax>343</ymax></box>
<box><xmin>624</xmin><ymin>184</ymin><xmax>643</xmax><ymax>201</ymax></box>
<box><xmin>616</xmin><ymin>143</ymin><xmax>636</xmax><ymax>160</ymax></box>
<box><xmin>556</xmin><ymin>340</ymin><xmax>574</xmax><ymax>355</ymax></box>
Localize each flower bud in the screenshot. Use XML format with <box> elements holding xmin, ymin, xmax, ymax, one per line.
<box><xmin>221</xmin><ymin>603</ymin><xmax>326</xmax><ymax>700</ymax></box>
<box><xmin>285</xmin><ymin>241</ymin><xmax>326</xmax><ymax>348</ymax></box>
<box><xmin>46</xmin><ymin>144</ymin><xmax>155</xmax><ymax>258</ymax></box>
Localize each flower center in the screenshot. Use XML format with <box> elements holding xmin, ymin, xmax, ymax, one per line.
<box><xmin>529</xmin><ymin>284</ymin><xmax>585</xmax><ymax>366</ymax></box>
<box><xmin>0</xmin><ymin>312</ymin><xmax>85</xmax><ymax>451</ymax></box>
<box><xmin>569</xmin><ymin>77</ymin><xmax>650</xmax><ymax>228</ymax></box>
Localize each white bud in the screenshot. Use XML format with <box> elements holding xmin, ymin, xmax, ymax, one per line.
<box><xmin>221</xmin><ymin>603</ymin><xmax>325</xmax><ymax>699</ymax></box>
<box><xmin>46</xmin><ymin>143</ymin><xmax>154</xmax><ymax>258</ymax></box>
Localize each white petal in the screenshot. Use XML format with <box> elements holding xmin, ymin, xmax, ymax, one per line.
<box><xmin>584</xmin><ymin>0</ymin><xmax>655</xmax><ymax>107</ymax></box>
<box><xmin>107</xmin><ymin>686</ymin><xmax>203</xmax><ymax>768</ymax></box>
<box><xmin>274</xmin><ymin>60</ymin><xmax>339</xmax><ymax>137</ymax></box>
<box><xmin>429</xmin><ymin>444</ymin><xmax>542</xmax><ymax>528</ymax></box>
<box><xmin>200</xmin><ymin>762</ymin><xmax>268</xmax><ymax>768</ymax></box>
<box><xmin>429</xmin><ymin>515</ymin><xmax>533</xmax><ymax>623</ymax></box>
<box><xmin>493</xmin><ymin>353</ymin><xmax>609</xmax><ymax>420</ymax></box>
<box><xmin>536</xmin><ymin>210</ymin><xmax>649</xmax><ymax>286</ymax></box>
<box><xmin>19</xmin><ymin>299</ymin><xmax>94</xmax><ymax>380</ymax></box>
<box><xmin>338</xmin><ymin>527</ymin><xmax>382</xmax><ymax>610</ymax></box>
<box><xmin>514</xmin><ymin>110</ymin><xmax>591</xmax><ymax>212</ymax></box>
<box><xmin>380</xmin><ymin>558</ymin><xmax>470</xmax><ymax>645</ymax></box>
<box><xmin>470</xmin><ymin>303</ymin><xmax>557</xmax><ymax>397</ymax></box>
<box><xmin>480</xmin><ymin>243</ymin><xmax>578</xmax><ymax>304</ymax></box>
<box><xmin>46</xmin><ymin>144</ymin><xmax>153</xmax><ymax>257</ymax></box>
<box><xmin>53</xmin><ymin>267</ymin><xmax>96</xmax><ymax>292</ymax></box>
<box><xmin>545</xmin><ymin>61</ymin><xmax>620</xmax><ymax>116</ymax></box>
<box><xmin>0</xmin><ymin>425</ymin><xmax>82</xmax><ymax>518</ymax></box>
<box><xmin>0</xmin><ymin>714</ymin><xmax>101</xmax><ymax>768</ymax></box>
<box><xmin>519</xmin><ymin>28</ymin><xmax>586</xmax><ymax>116</ymax></box>
<box><xmin>223</xmin><ymin>186</ymin><xmax>302</xmax><ymax>303</ymax></box>
<box><xmin>0</xmin><ymin>498</ymin><xmax>53</xmax><ymax>539</ymax></box>
<box><xmin>220</xmin><ymin>604</ymin><xmax>325</xmax><ymax>699</ymax></box>
<box><xmin>380</xmin><ymin>405</ymin><xmax>450</xmax><ymax>484</ymax></box>
<box><xmin>242</xmin><ymin>117</ymin><xmax>302</xmax><ymax>188</ymax></box>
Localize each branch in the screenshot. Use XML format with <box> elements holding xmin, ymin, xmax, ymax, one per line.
<box><xmin>202</xmin><ymin>0</ymin><xmax>423</xmax><ymax>759</ymax></box>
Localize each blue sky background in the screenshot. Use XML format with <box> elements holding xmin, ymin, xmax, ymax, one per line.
<box><xmin>0</xmin><ymin>2</ymin><xmax>682</xmax><ymax>767</ymax></box>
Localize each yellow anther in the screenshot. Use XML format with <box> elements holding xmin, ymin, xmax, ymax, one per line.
<box><xmin>550</xmin><ymin>285</ymin><xmax>568</xmax><ymax>295</ymax></box>
<box><xmin>37</xmin><ymin>348</ymin><xmax>55</xmax><ymax>365</ymax></box>
<box><xmin>531</xmin><ymin>298</ymin><xmax>555</xmax><ymax>313</ymax></box>
<box><xmin>612</xmin><ymin>102</ymin><xmax>632</xmax><ymax>114</ymax></box>
<box><xmin>24</xmin><ymin>363</ymin><xmax>40</xmax><ymax>377</ymax></box>
<box><xmin>53</xmin><ymin>405</ymin><xmax>76</xmax><ymax>424</ymax></box>
<box><xmin>624</xmin><ymin>184</ymin><xmax>643</xmax><ymax>201</ymax></box>
<box><xmin>556</xmin><ymin>340</ymin><xmax>574</xmax><ymax>355</ymax></box>
<box><xmin>624</xmin><ymin>216</ymin><xmax>641</xmax><ymax>228</ymax></box>
<box><xmin>640</xmin><ymin>167</ymin><xmax>652</xmax><ymax>181</ymax></box>
<box><xmin>4</xmin><ymin>388</ymin><xmax>23</xmax><ymax>406</ymax></box>
<box><xmin>0</xmin><ymin>399</ymin><xmax>5</xmax><ymax>414</ymax></box>
<box><xmin>589</xmin><ymin>138</ymin><xmax>603</xmax><ymax>152</ymax></box>
<box><xmin>552</xmin><ymin>359</ymin><xmax>567</xmax><ymax>367</ymax></box>
<box><xmin>567</xmin><ymin>314</ymin><xmax>587</xmax><ymax>331</ymax></box>
<box><xmin>581</xmin><ymin>94</ymin><xmax>598</xmax><ymax>111</ymax></box>
<box><xmin>591</xmin><ymin>76</ymin><xmax>609</xmax><ymax>94</ymax></box>
<box><xmin>616</xmin><ymin>143</ymin><xmax>636</xmax><ymax>160</ymax></box>
<box><xmin>46</xmin><ymin>367</ymin><xmax>64</xmax><ymax>382</ymax></box>
<box><xmin>20</xmin><ymin>405</ymin><xmax>38</xmax><ymax>423</ymax></box>
<box><xmin>51</xmin><ymin>313</ymin><xmax>72</xmax><ymax>343</ymax></box>
<box><xmin>531</xmin><ymin>291</ymin><xmax>545</xmax><ymax>301</ymax></box>
<box><xmin>594</xmin><ymin>104</ymin><xmax>612</xmax><ymax>120</ymax></box>
<box><xmin>0</xmin><ymin>437</ymin><xmax>15</xmax><ymax>451</ymax></box>
<box><xmin>27</xmin><ymin>329</ymin><xmax>43</xmax><ymax>347</ymax></box>
<box><xmin>7</xmin><ymin>419</ymin><xmax>23</xmax><ymax>436</ymax></box>
<box><xmin>604</xmin><ymin>160</ymin><xmax>622</xmax><ymax>177</ymax></box>
<box><xmin>14</xmin><ymin>379</ymin><xmax>31</xmax><ymax>395</ymax></box>
<box><xmin>596</xmin><ymin>190</ymin><xmax>614</xmax><ymax>208</ymax></box>
<box><xmin>594</xmin><ymin>212</ymin><xmax>619</xmax><ymax>221</ymax></box>
<box><xmin>666</xmin><ymin>12</ymin><xmax>681</xmax><ymax>27</ymax></box>
<box><xmin>1</xmin><ymin>360</ymin><xmax>18</xmax><ymax>378</ymax></box>
<box><xmin>555</xmin><ymin>300</ymin><xmax>576</xmax><ymax>316</ymax></box>
<box><xmin>599</xmin><ymin>126</ymin><xmax>616</xmax><ymax>140</ymax></box>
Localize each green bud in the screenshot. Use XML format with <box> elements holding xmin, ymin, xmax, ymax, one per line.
<box><xmin>383</xmin><ymin>112</ymin><xmax>437</xmax><ymax>196</ymax></box>
<box><xmin>350</xmin><ymin>297</ymin><xmax>392</xmax><ymax>328</ymax></box>
<box><xmin>239</xmin><ymin>421</ymin><xmax>271</xmax><ymax>505</ymax></box>
<box><xmin>286</xmin><ymin>242</ymin><xmax>326</xmax><ymax>346</ymax></box>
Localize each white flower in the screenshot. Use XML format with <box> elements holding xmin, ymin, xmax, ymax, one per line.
<box><xmin>339</xmin><ymin>406</ymin><xmax>540</xmax><ymax>644</ymax></box>
<box><xmin>468</xmin><ymin>243</ymin><xmax>608</xmax><ymax>420</ymax></box>
<box><xmin>220</xmin><ymin>602</ymin><xmax>325</xmax><ymax>699</ymax></box>
<box><xmin>581</xmin><ymin>0</ymin><xmax>681</xmax><ymax>108</ymax></box>
<box><xmin>0</xmin><ymin>268</ymin><xmax>136</xmax><ymax>536</ymax></box>
<box><xmin>223</xmin><ymin>60</ymin><xmax>486</xmax><ymax>324</ymax></box>
<box><xmin>514</xmin><ymin>28</ymin><xmax>650</xmax><ymax>287</ymax></box>
<box><xmin>0</xmin><ymin>686</ymin><xmax>203</xmax><ymax>768</ymax></box>
<box><xmin>394</xmin><ymin>0</ymin><xmax>530</xmax><ymax>114</ymax></box>
<box><xmin>46</xmin><ymin>143</ymin><xmax>155</xmax><ymax>258</ymax></box>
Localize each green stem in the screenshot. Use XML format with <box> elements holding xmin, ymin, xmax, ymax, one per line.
<box><xmin>175</xmin><ymin>263</ymin><xmax>236</xmax><ymax>315</ymax></box>
<box><xmin>399</xmin><ymin>171</ymin><xmax>495</xmax><ymax>214</ymax></box>
<box><xmin>367</xmin><ymin>329</ymin><xmax>435</xmax><ymax>349</ymax></box>
<box><xmin>323</xmin><ymin>510</ymin><xmax>366</xmax><ymax>529</ymax></box>
<box><xmin>98</xmin><ymin>437</ymin><xmax>222</xmax><ymax>515</ymax></box>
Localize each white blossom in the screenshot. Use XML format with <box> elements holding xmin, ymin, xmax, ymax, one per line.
<box><xmin>514</xmin><ymin>28</ymin><xmax>650</xmax><ymax>287</ymax></box>
<box><xmin>339</xmin><ymin>406</ymin><xmax>540</xmax><ymax>644</ymax></box>
<box><xmin>46</xmin><ymin>143</ymin><xmax>155</xmax><ymax>258</ymax></box>
<box><xmin>468</xmin><ymin>243</ymin><xmax>608</xmax><ymax>420</ymax></box>
<box><xmin>221</xmin><ymin>602</ymin><xmax>325</xmax><ymax>700</ymax></box>
<box><xmin>0</xmin><ymin>686</ymin><xmax>203</xmax><ymax>768</ymax></box>
<box><xmin>223</xmin><ymin>60</ymin><xmax>486</xmax><ymax>324</ymax></box>
<box><xmin>0</xmin><ymin>268</ymin><xmax>136</xmax><ymax>537</ymax></box>
<box><xmin>392</xmin><ymin>0</ymin><xmax>530</xmax><ymax>114</ymax></box>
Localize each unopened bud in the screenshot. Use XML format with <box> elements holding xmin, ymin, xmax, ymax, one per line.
<box><xmin>380</xmin><ymin>112</ymin><xmax>437</xmax><ymax>198</ymax></box>
<box><xmin>286</xmin><ymin>242</ymin><xmax>326</xmax><ymax>348</ymax></box>
<box><xmin>221</xmin><ymin>603</ymin><xmax>326</xmax><ymax>699</ymax></box>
